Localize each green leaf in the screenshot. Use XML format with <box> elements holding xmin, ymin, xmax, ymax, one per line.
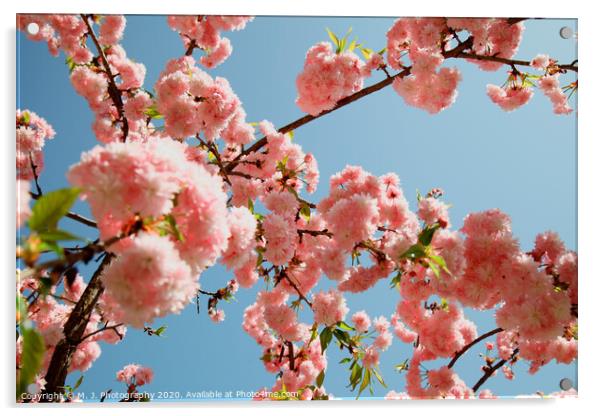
<box><xmin>360</xmin><ymin>47</ymin><xmax>373</xmax><ymax>60</ymax></box>
<box><xmin>73</xmin><ymin>375</ymin><xmax>84</xmax><ymax>390</ymax></box>
<box><xmin>319</xmin><ymin>327</ymin><xmax>333</xmax><ymax>354</ymax></box>
<box><xmin>38</xmin><ymin>229</ymin><xmax>83</xmax><ymax>242</ymax></box>
<box><xmin>143</xmin><ymin>104</ymin><xmax>163</xmax><ymax>119</ymax></box>
<box><xmin>154</xmin><ymin>325</ymin><xmax>167</xmax><ymax>336</ymax></box>
<box><xmin>389</xmin><ymin>271</ymin><xmax>402</xmax><ymax>289</ymax></box>
<box><xmin>426</xmin><ymin>258</ymin><xmax>441</xmax><ymax>279</ymax></box>
<box><xmin>349</xmin><ymin>362</ymin><xmax>362</xmax><ymax>388</ymax></box>
<box><xmin>337</xmin><ymin>321</ymin><xmax>354</xmax><ymax>331</ymax></box>
<box><xmin>65</xmin><ymin>56</ymin><xmax>76</xmax><ymax>73</ymax></box>
<box><xmin>326</xmin><ymin>28</ymin><xmax>339</xmax><ymax>49</ymax></box>
<box><xmin>400</xmin><ymin>244</ymin><xmax>426</xmax><ymax>261</ymax></box>
<box><xmin>316</xmin><ymin>370</ymin><xmax>325</xmax><ymax>388</ymax></box>
<box><xmin>38</xmin><ymin>241</ymin><xmax>64</xmax><ymax>259</ymax></box>
<box><xmin>339</xmin><ymin>357</ymin><xmax>352</xmax><ymax>364</ymax></box>
<box><xmin>17</xmin><ymin>323</ymin><xmax>46</xmax><ymax>400</ymax></box>
<box><xmin>357</xmin><ymin>368</ymin><xmax>371</xmax><ymax>398</ymax></box>
<box><xmin>21</xmin><ymin>111</ymin><xmax>31</xmax><ymax>124</ymax></box>
<box><xmin>299</xmin><ymin>202</ymin><xmax>311</xmax><ymax>222</ymax></box>
<box><xmin>28</xmin><ymin>188</ymin><xmax>81</xmax><ymax>233</ymax></box>
<box><xmin>372</xmin><ymin>367</ymin><xmax>387</xmax><ymax>388</ymax></box>
<box><xmin>429</xmin><ymin>254</ymin><xmax>450</xmax><ymax>274</ymax></box>
<box><xmin>418</xmin><ymin>223</ymin><xmax>441</xmax><ymax>246</ymax></box>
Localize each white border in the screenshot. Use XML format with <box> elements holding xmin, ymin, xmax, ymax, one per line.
<box><xmin>2</xmin><ymin>1</ymin><xmax>600</xmax><ymax>415</ymax></box>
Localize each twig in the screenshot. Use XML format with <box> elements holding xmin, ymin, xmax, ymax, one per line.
<box><xmin>80</xmin><ymin>14</ymin><xmax>129</xmax><ymax>141</ymax></box>
<box><xmin>472</xmin><ymin>348</ymin><xmax>519</xmax><ymax>393</ymax></box>
<box><xmin>29</xmin><ymin>153</ymin><xmax>43</xmax><ymax>196</ymax></box>
<box><xmin>448</xmin><ymin>327</ymin><xmax>504</xmax><ymax>369</ymax></box>
<box><xmin>80</xmin><ymin>322</ymin><xmax>124</xmax><ymax>342</ymax></box>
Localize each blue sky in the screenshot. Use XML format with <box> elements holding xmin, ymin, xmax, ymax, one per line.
<box><xmin>17</xmin><ymin>16</ymin><xmax>577</xmax><ymax>401</ymax></box>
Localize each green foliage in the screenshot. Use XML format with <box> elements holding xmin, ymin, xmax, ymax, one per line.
<box><xmin>319</xmin><ymin>327</ymin><xmax>333</xmax><ymax>354</ymax></box>
<box><xmin>28</xmin><ymin>188</ymin><xmax>81</xmax><ymax>233</ymax></box>
<box><xmin>143</xmin><ymin>104</ymin><xmax>163</xmax><ymax>119</ymax></box>
<box><xmin>326</xmin><ymin>27</ymin><xmax>355</xmax><ymax>54</ymax></box>
<box><xmin>17</xmin><ymin>322</ymin><xmax>46</xmax><ymax>400</ymax></box>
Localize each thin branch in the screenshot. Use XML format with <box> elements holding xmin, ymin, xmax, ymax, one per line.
<box><xmin>80</xmin><ymin>322</ymin><xmax>124</xmax><ymax>342</ymax></box>
<box><xmin>80</xmin><ymin>14</ymin><xmax>129</xmax><ymax>141</ymax></box>
<box><xmin>448</xmin><ymin>327</ymin><xmax>504</xmax><ymax>369</ymax></box>
<box><xmin>29</xmin><ymin>153</ymin><xmax>43</xmax><ymax>196</ymax></box>
<box><xmin>185</xmin><ymin>39</ymin><xmax>197</xmax><ymax>56</ymax></box>
<box><xmin>224</xmin><ymin>32</ymin><xmax>576</xmax><ymax>175</ymax></box>
<box><xmin>472</xmin><ymin>348</ymin><xmax>519</xmax><ymax>393</ymax></box>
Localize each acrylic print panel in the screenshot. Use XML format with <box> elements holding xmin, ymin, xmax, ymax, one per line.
<box><xmin>16</xmin><ymin>15</ymin><xmax>577</xmax><ymax>403</ymax></box>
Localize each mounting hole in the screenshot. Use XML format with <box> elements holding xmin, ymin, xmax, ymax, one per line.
<box><xmin>26</xmin><ymin>22</ymin><xmax>39</xmax><ymax>36</ymax></box>
<box><xmin>559</xmin><ymin>26</ymin><xmax>574</xmax><ymax>39</ymax></box>
<box><xmin>559</xmin><ymin>378</ymin><xmax>574</xmax><ymax>391</ymax></box>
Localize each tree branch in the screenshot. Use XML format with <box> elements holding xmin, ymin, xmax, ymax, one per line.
<box><xmin>472</xmin><ymin>348</ymin><xmax>519</xmax><ymax>393</ymax></box>
<box><xmin>448</xmin><ymin>327</ymin><xmax>504</xmax><ymax>369</ymax></box>
<box><xmin>224</xmin><ymin>31</ymin><xmax>576</xmax><ymax>175</ymax></box>
<box><xmin>42</xmin><ymin>254</ymin><xmax>114</xmax><ymax>399</ymax></box>
<box><xmin>80</xmin><ymin>14</ymin><xmax>129</xmax><ymax>141</ymax></box>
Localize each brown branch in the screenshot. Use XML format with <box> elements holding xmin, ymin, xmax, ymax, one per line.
<box><xmin>297</xmin><ymin>228</ymin><xmax>333</xmax><ymax>238</ymax></box>
<box><xmin>450</xmin><ymin>51</ymin><xmax>578</xmax><ymax>72</ymax></box>
<box><xmin>42</xmin><ymin>254</ymin><xmax>114</xmax><ymax>399</ymax></box>
<box><xmin>29</xmin><ymin>153</ymin><xmax>43</xmax><ymax>196</ymax></box>
<box><xmin>80</xmin><ymin>322</ymin><xmax>124</xmax><ymax>342</ymax></box>
<box><xmin>286</xmin><ymin>341</ymin><xmax>295</xmax><ymax>371</ymax></box>
<box><xmin>448</xmin><ymin>327</ymin><xmax>504</xmax><ymax>369</ymax></box>
<box><xmin>225</xmin><ymin>67</ymin><xmax>412</xmax><ymax>173</ymax></box>
<box><xmin>281</xmin><ymin>272</ymin><xmax>313</xmax><ymax>308</ymax></box>
<box><xmin>472</xmin><ymin>348</ymin><xmax>519</xmax><ymax>393</ymax></box>
<box><xmin>185</xmin><ymin>39</ymin><xmax>197</xmax><ymax>56</ymax></box>
<box><xmin>80</xmin><ymin>14</ymin><xmax>129</xmax><ymax>141</ymax></box>
<box><xmin>224</xmin><ymin>31</ymin><xmax>576</xmax><ymax>175</ymax></box>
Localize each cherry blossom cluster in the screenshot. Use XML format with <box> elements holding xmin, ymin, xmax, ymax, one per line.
<box><xmin>19</xmin><ymin>15</ymin><xmax>152</xmax><ymax>143</ymax></box>
<box><xmin>67</xmin><ymin>137</ymin><xmax>257</xmax><ymax>327</ymax></box>
<box><xmin>154</xmin><ymin>56</ymin><xmax>254</xmax><ymax>142</ymax></box>
<box><xmin>296</xmin><ymin>41</ymin><xmax>370</xmax><ymax>116</ymax></box>
<box><xmin>16</xmin><ymin>109</ymin><xmax>55</xmax><ymax>180</ymax></box>
<box><xmin>116</xmin><ymin>364</ymin><xmax>154</xmax><ymax>387</ymax></box>
<box><xmin>167</xmin><ymin>15</ymin><xmax>253</xmax><ymax>68</ymax></box>
<box><xmin>387</xmin><ymin>18</ymin><xmax>462</xmax><ymax>114</ymax></box>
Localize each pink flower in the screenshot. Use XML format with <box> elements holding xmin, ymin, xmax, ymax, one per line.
<box><xmin>200</xmin><ymin>37</ymin><xmax>232</xmax><ymax>69</ymax></box>
<box><xmin>262</xmin><ymin>213</ymin><xmax>297</xmax><ymax>266</ymax></box>
<box><xmin>538</xmin><ymin>75</ymin><xmax>573</xmax><ymax>115</ymax></box>
<box><xmin>98</xmin><ymin>15</ymin><xmax>126</xmax><ymax>45</ymax></box>
<box><xmin>362</xmin><ymin>346</ymin><xmax>380</xmax><ymax>368</ymax></box>
<box><xmin>116</xmin><ymin>364</ymin><xmax>154</xmax><ymax>386</ymax></box>
<box><xmin>221</xmin><ymin>207</ymin><xmax>257</xmax><ymax>270</ymax></box>
<box><xmin>418</xmin><ymin>197</ymin><xmax>450</xmax><ymax>228</ymax></box>
<box><xmin>530</xmin><ymin>54</ymin><xmax>550</xmax><ymax>70</ymax></box>
<box><xmin>351</xmin><ymin>311</ymin><xmax>371</xmax><ymax>332</ymax></box>
<box><xmin>100</xmin><ymin>233</ymin><xmax>198</xmax><ymax>328</ymax></box>
<box><xmin>312</xmin><ymin>289</ymin><xmax>349</xmax><ymax>326</ymax></box>
<box><xmin>486</xmin><ymin>84</ymin><xmax>534</xmax><ymax>112</ymax></box>
<box><xmin>16</xmin><ymin>109</ymin><xmax>55</xmax><ymax>179</ymax></box>
<box><xmin>210</xmin><ymin>309</ymin><xmax>226</xmax><ymax>323</ymax></box>
<box><xmin>263</xmin><ymin>190</ymin><xmax>299</xmax><ymax>218</ymax></box>
<box><xmin>324</xmin><ymin>194</ymin><xmax>379</xmax><ymax>250</ymax></box>
<box><xmin>296</xmin><ymin>42</ymin><xmax>366</xmax><ymax>116</ymax></box>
